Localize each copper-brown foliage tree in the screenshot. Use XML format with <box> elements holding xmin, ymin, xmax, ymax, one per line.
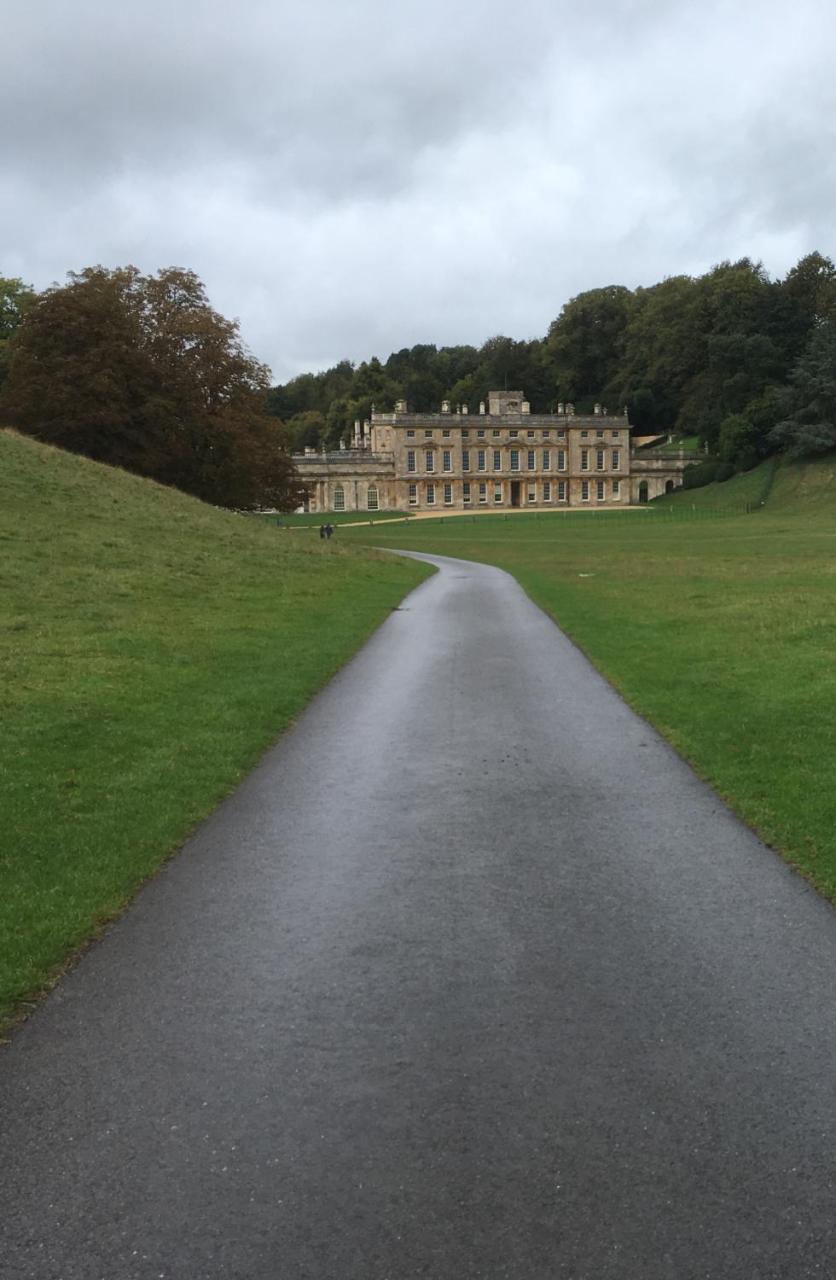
<box><xmin>0</xmin><ymin>265</ymin><xmax>305</xmax><ymax>510</ymax></box>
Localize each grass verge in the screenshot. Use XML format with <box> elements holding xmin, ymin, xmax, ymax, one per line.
<box><xmin>252</xmin><ymin>509</ymin><xmax>407</xmax><ymax>527</ymax></box>
<box><xmin>0</xmin><ymin>431</ymin><xmax>431</xmax><ymax>1030</ymax></box>
<box><xmin>342</xmin><ymin>458</ymin><xmax>836</xmax><ymax>901</ymax></box>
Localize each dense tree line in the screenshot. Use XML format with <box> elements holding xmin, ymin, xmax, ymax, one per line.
<box><xmin>3</xmin><ymin>254</ymin><xmax>835</xmax><ymax>503</ymax></box>
<box><xmin>0</xmin><ymin>267</ymin><xmax>304</xmax><ymax>510</ymax></box>
<box><xmin>270</xmin><ymin>252</ymin><xmax>836</xmax><ymax>473</ymax></box>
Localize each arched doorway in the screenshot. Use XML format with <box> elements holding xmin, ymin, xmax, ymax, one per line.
<box><xmin>638</xmin><ymin>480</ymin><xmax>649</xmax><ymax>504</ymax></box>
<box><xmin>665</xmin><ymin>479</ymin><xmax>675</xmax><ymax>494</ymax></box>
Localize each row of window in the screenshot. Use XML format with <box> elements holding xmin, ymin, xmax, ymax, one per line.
<box><xmin>406</xmin><ymin>448</ymin><xmax>621</xmax><ymax>473</ymax></box>
<box><xmin>330</xmin><ymin>473</ymin><xmax>625</xmax><ymax>511</ymax></box>
<box><xmin>405</xmin><ymin>427</ymin><xmax>622</xmax><ymax>441</ymax></box>
<box><xmin>332</xmin><ymin>485</ymin><xmax>380</xmax><ymax>512</ymax></box>
<box><xmin>407</xmin><ymin>479</ymin><xmax>622</xmax><ymax>506</ymax></box>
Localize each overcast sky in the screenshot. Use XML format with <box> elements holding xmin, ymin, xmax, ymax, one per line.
<box><xmin>3</xmin><ymin>0</ymin><xmax>835</xmax><ymax>383</ymax></box>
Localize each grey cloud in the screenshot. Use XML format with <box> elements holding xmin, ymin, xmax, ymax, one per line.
<box><xmin>3</xmin><ymin>0</ymin><xmax>835</xmax><ymax>381</ymax></box>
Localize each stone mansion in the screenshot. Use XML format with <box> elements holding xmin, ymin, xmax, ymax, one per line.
<box><xmin>293</xmin><ymin>390</ymin><xmax>694</xmax><ymax>514</ymax></box>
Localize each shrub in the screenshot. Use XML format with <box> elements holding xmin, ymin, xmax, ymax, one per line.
<box><xmin>682</xmin><ymin>459</ymin><xmax>720</xmax><ymax>489</ymax></box>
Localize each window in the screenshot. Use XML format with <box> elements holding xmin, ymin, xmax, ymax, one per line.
<box><xmin>425</xmin><ymin>451</ymin><xmax>434</xmax><ymax>472</ymax></box>
<box><xmin>477</xmin><ymin>428</ymin><xmax>486</xmax><ymax>438</ymax></box>
<box><xmin>542</xmin><ymin>449</ymin><xmax>550</xmax><ymax>470</ymax></box>
<box><xmin>333</xmin><ymin>485</ymin><xmax>345</xmax><ymax>511</ymax></box>
<box><xmin>612</xmin><ymin>449</ymin><xmax>620</xmax><ymax>470</ymax></box>
<box><xmin>596</xmin><ymin>429</ymin><xmax>604</xmax><ymax>438</ymax></box>
<box><xmin>367</xmin><ymin>485</ymin><xmax>379</xmax><ymax>511</ymax></box>
<box><xmin>444</xmin><ymin>483</ymin><xmax>453</xmax><ymax>505</ymax></box>
<box><xmin>557</xmin><ymin>480</ymin><xmax>567</xmax><ymax>501</ymax></box>
<box><xmin>527</xmin><ymin>485</ymin><xmax>536</xmax><ymax>502</ymax></box>
<box><xmin>493</xmin><ymin>484</ymin><xmax>503</xmax><ymax>503</ymax></box>
<box><xmin>611</xmin><ymin>430</ymin><xmax>620</xmax><ymax>439</ymax></box>
<box><xmin>557</xmin><ymin>449</ymin><xmax>566</xmax><ymax>471</ymax></box>
<box><xmin>543</xmin><ymin>481</ymin><xmax>552</xmax><ymax>501</ymax></box>
<box><xmin>510</xmin><ymin>449</ymin><xmax>520</xmax><ymax>471</ymax></box>
<box><xmin>477</xmin><ymin>449</ymin><xmax>486</xmax><ymax>471</ymax></box>
<box><xmin>462</xmin><ymin>449</ymin><xmax>470</xmax><ymax>471</ymax></box>
<box><xmin>543</xmin><ymin>429</ymin><xmax>550</xmax><ymax>438</ymax></box>
<box><xmin>462</xmin><ymin>428</ymin><xmax>470</xmax><ymax>438</ymax></box>
<box><xmin>442</xmin><ymin>428</ymin><xmax>451</xmax><ymax>438</ymax></box>
<box><xmin>557</xmin><ymin>429</ymin><xmax>565</xmax><ymax>440</ymax></box>
<box><xmin>527</xmin><ymin>450</ymin><xmax>535</xmax><ymax>471</ymax></box>
<box><xmin>443</xmin><ymin>450</ymin><xmax>452</xmax><ymax>472</ymax></box>
<box><xmin>527</xmin><ymin>429</ymin><xmax>535</xmax><ymax>438</ymax></box>
<box><xmin>581</xmin><ymin>449</ymin><xmax>589</xmax><ymax>471</ymax></box>
<box><xmin>492</xmin><ymin>429</ymin><xmax>500</xmax><ymax>437</ymax></box>
<box><xmin>596</xmin><ymin>449</ymin><xmax>605</xmax><ymax>470</ymax></box>
<box><xmin>612</xmin><ymin>479</ymin><xmax>621</xmax><ymax>498</ymax></box>
<box><xmin>510</xmin><ymin>429</ymin><xmax>519</xmax><ymax>438</ymax></box>
<box><xmin>406</xmin><ymin>428</ymin><xmax>415</xmax><ymax>438</ymax></box>
<box><xmin>408</xmin><ymin>483</ymin><xmax>417</xmax><ymax>505</ymax></box>
<box><xmin>424</xmin><ymin>429</ymin><xmax>433</xmax><ymax>438</ymax></box>
<box><xmin>407</xmin><ymin>450</ymin><xmax>416</xmax><ymax>472</ymax></box>
<box><xmin>596</xmin><ymin>479</ymin><xmax>605</xmax><ymax>500</ymax></box>
<box><xmin>493</xmin><ymin>450</ymin><xmax>501</xmax><ymax>471</ymax></box>
<box><xmin>581</xmin><ymin>480</ymin><xmax>590</xmax><ymax>502</ymax></box>
<box><xmin>478</xmin><ymin>481</ymin><xmax>487</xmax><ymax>503</ymax></box>
<box><xmin>581</xmin><ymin>429</ymin><xmax>589</xmax><ymax>438</ymax></box>
<box><xmin>426</xmin><ymin>483</ymin><xmax>436</xmax><ymax>505</ymax></box>
<box><xmin>463</xmin><ymin>481</ymin><xmax>471</xmax><ymax>504</ymax></box>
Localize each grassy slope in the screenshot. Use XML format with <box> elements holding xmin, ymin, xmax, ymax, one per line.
<box><xmin>342</xmin><ymin>457</ymin><xmax>836</xmax><ymax>899</ymax></box>
<box><xmin>0</xmin><ymin>431</ymin><xmax>431</xmax><ymax>1027</ymax></box>
<box><xmin>653</xmin><ymin>459</ymin><xmax>774</xmax><ymax>510</ymax></box>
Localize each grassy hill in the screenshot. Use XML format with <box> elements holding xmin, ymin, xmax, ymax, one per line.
<box><xmin>0</xmin><ymin>430</ymin><xmax>431</xmax><ymax>1030</ymax></box>
<box><xmin>761</xmin><ymin>453</ymin><xmax>836</xmax><ymax>512</ymax></box>
<box><xmin>655</xmin><ymin>451</ymin><xmax>836</xmax><ymax>514</ymax></box>
<box><xmin>340</xmin><ymin>455</ymin><xmax>836</xmax><ymax>902</ymax></box>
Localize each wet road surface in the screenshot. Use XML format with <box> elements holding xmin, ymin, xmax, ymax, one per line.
<box><xmin>2</xmin><ymin>552</ymin><xmax>836</xmax><ymax>1278</ymax></box>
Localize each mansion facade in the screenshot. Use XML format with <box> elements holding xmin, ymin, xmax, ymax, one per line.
<box><xmin>293</xmin><ymin>390</ymin><xmax>694</xmax><ymax>514</ymax></box>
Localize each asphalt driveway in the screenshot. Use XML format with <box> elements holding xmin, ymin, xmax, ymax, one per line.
<box><xmin>2</xmin><ymin>552</ymin><xmax>835</xmax><ymax>1278</ymax></box>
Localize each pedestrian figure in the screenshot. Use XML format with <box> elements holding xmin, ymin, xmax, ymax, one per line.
<box><xmin>319</xmin><ymin>524</ymin><xmax>326</xmax><ymax>539</ymax></box>
<box><xmin>326</xmin><ymin>524</ymin><xmax>334</xmax><ymax>539</ymax></box>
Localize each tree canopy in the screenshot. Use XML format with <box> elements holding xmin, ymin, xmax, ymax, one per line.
<box><xmin>0</xmin><ymin>277</ymin><xmax>36</xmax><ymax>390</ymax></box>
<box><xmin>5</xmin><ymin>250</ymin><xmax>836</xmax><ymax>489</ymax></box>
<box><xmin>770</xmin><ymin>323</ymin><xmax>836</xmax><ymax>458</ymax></box>
<box><xmin>1</xmin><ymin>266</ymin><xmax>304</xmax><ymax>510</ymax></box>
<box><xmin>267</xmin><ymin>251</ymin><xmax>836</xmax><ymax>469</ymax></box>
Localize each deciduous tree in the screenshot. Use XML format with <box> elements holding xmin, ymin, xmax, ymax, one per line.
<box><xmin>0</xmin><ymin>277</ymin><xmax>36</xmax><ymax>390</ymax></box>
<box><xmin>1</xmin><ymin>266</ymin><xmax>304</xmax><ymax>510</ymax></box>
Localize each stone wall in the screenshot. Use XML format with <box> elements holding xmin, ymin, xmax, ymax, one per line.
<box><xmin>292</xmin><ymin>452</ymin><xmax>397</xmax><ymax>513</ymax></box>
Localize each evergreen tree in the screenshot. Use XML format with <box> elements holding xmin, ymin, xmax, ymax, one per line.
<box><xmin>770</xmin><ymin>323</ymin><xmax>836</xmax><ymax>458</ymax></box>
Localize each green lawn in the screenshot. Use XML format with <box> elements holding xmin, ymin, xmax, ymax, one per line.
<box><xmin>0</xmin><ymin>431</ymin><xmax>431</xmax><ymax>1030</ymax></box>
<box><xmin>638</xmin><ymin>433</ymin><xmax>700</xmax><ymax>452</ymax></box>
<box><xmin>342</xmin><ymin>456</ymin><xmax>836</xmax><ymax>900</ymax></box>
<box><xmin>253</xmin><ymin>509</ymin><xmax>407</xmax><ymax>527</ymax></box>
